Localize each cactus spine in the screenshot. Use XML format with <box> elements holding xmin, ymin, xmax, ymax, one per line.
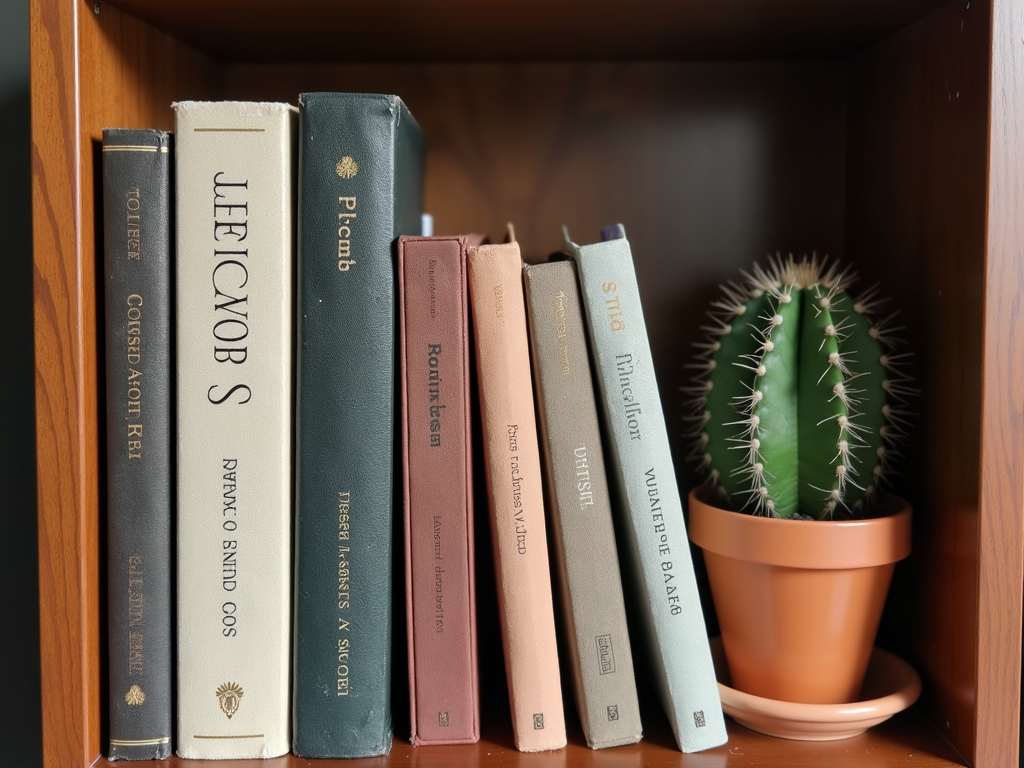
<box><xmin>687</xmin><ymin>255</ymin><xmax>911</xmax><ymax>520</ymax></box>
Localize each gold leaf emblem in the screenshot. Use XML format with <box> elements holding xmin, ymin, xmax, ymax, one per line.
<box><xmin>336</xmin><ymin>156</ymin><xmax>359</xmax><ymax>179</ymax></box>
<box><xmin>125</xmin><ymin>685</ymin><xmax>146</xmax><ymax>706</ymax></box>
<box><xmin>216</xmin><ymin>682</ymin><xmax>244</xmax><ymax>719</ymax></box>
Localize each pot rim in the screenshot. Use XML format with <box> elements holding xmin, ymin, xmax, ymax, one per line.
<box><xmin>687</xmin><ymin>487</ymin><xmax>912</xmax><ymax>569</ymax></box>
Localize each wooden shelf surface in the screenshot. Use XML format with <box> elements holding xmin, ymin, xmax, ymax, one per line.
<box><xmin>86</xmin><ymin>709</ymin><xmax>967</xmax><ymax>767</ymax></box>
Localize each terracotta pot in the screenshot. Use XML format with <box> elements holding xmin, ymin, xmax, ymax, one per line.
<box><xmin>688</xmin><ymin>488</ymin><xmax>912</xmax><ymax>705</ymax></box>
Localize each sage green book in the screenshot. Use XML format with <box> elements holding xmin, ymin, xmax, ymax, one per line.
<box><xmin>293</xmin><ymin>92</ymin><xmax>426</xmax><ymax>758</ymax></box>
<box><xmin>564</xmin><ymin>225</ymin><xmax>727</xmax><ymax>753</ymax></box>
<box><xmin>523</xmin><ymin>259</ymin><xmax>643</xmax><ymax>749</ymax></box>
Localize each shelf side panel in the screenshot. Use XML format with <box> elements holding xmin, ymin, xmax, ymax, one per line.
<box><xmin>979</xmin><ymin>0</ymin><xmax>1024</xmax><ymax>765</ymax></box>
<box><xmin>848</xmin><ymin>0</ymin><xmax>982</xmax><ymax>757</ymax></box>
<box><xmin>32</xmin><ymin>0</ymin><xmax>98</xmax><ymax>764</ymax></box>
<box><xmin>32</xmin><ymin>1</ymin><xmax>222</xmax><ymax>766</ymax></box>
<box><xmin>848</xmin><ymin>0</ymin><xmax>1021</xmax><ymax>764</ymax></box>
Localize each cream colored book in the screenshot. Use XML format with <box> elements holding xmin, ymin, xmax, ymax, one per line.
<box><xmin>174</xmin><ymin>101</ymin><xmax>296</xmax><ymax>760</ymax></box>
<box><xmin>467</xmin><ymin>235</ymin><xmax>566</xmax><ymax>752</ymax></box>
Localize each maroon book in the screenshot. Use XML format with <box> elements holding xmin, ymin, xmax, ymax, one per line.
<box><xmin>399</xmin><ymin>235</ymin><xmax>480</xmax><ymax>745</ymax></box>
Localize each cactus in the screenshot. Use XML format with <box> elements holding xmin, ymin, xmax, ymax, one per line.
<box><xmin>686</xmin><ymin>254</ymin><xmax>912</xmax><ymax>520</ymax></box>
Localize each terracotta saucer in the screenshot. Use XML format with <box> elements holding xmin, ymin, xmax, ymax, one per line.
<box><xmin>710</xmin><ymin>637</ymin><xmax>922</xmax><ymax>741</ymax></box>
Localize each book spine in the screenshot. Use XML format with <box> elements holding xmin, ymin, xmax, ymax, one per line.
<box><xmin>566</xmin><ymin>229</ymin><xmax>728</xmax><ymax>753</ymax></box>
<box><xmin>173</xmin><ymin>101</ymin><xmax>296</xmax><ymax>759</ymax></box>
<box><xmin>399</xmin><ymin>235</ymin><xmax>479</xmax><ymax>746</ymax></box>
<box><xmin>523</xmin><ymin>260</ymin><xmax>643</xmax><ymax>749</ymax></box>
<box><xmin>102</xmin><ymin>128</ymin><xmax>174</xmax><ymax>761</ymax></box>
<box><xmin>467</xmin><ymin>241</ymin><xmax>566</xmax><ymax>753</ymax></box>
<box><xmin>293</xmin><ymin>92</ymin><xmax>425</xmax><ymax>759</ymax></box>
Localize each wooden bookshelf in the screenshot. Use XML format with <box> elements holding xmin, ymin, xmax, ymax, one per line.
<box><xmin>31</xmin><ymin>0</ymin><xmax>1023</xmax><ymax>766</ymax></box>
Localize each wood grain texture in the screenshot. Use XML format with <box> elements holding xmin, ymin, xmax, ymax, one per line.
<box><xmin>847</xmin><ymin>0</ymin><xmax>987</xmax><ymax>759</ymax></box>
<box><xmin>846</xmin><ymin>1</ymin><xmax>1022</xmax><ymax>765</ymax></box>
<box><xmin>32</xmin><ymin>2</ymin><xmax>220</xmax><ymax>767</ymax></box>
<box><xmin>225</xmin><ymin>61</ymin><xmax>850</xmax><ymax>479</ymax></box>
<box><xmin>977</xmin><ymin>0</ymin><xmax>1024</xmax><ymax>765</ymax></box>
<box><xmin>31</xmin><ymin>1</ymin><xmax>97</xmax><ymax>764</ymax></box>
<box><xmin>84</xmin><ymin>709</ymin><xmax>969</xmax><ymax>767</ymax></box>
<box><xmin>847</xmin><ymin>1</ymin><xmax>985</xmax><ymax>757</ymax></box>
<box><xmin>228</xmin><ymin>59</ymin><xmax>847</xmax><ymax>257</ymax></box>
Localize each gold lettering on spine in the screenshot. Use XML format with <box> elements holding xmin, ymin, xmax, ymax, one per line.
<box><xmin>121</xmin><ymin>174</ymin><xmax>145</xmax><ymax>465</ymax></box>
<box><xmin>553</xmin><ymin>290</ymin><xmax>570</xmax><ymax>377</ymax></box>
<box><xmin>126</xmin><ymin>187</ymin><xmax>141</xmax><ymax>260</ymax></box>
<box><xmin>128</xmin><ymin>555</ymin><xmax>144</xmax><ymax>673</ymax></box>
<box><xmin>494</xmin><ymin>283</ymin><xmax>504</xmax><ymax>318</ymax></box>
<box><xmin>126</xmin><ymin>294</ymin><xmax>142</xmax><ymax>364</ymax></box>
<box><xmin>602</xmin><ymin>281</ymin><xmax>626</xmax><ymax>332</ymax></box>
<box><xmin>337</xmin><ymin>197</ymin><xmax>357</xmax><ymax>271</ymax></box>
<box><xmin>126</xmin><ymin>294</ymin><xmax>144</xmax><ymax>459</ymax></box>
<box><xmin>553</xmin><ymin>290</ymin><xmax>567</xmax><ymax>338</ymax></box>
<box><xmin>128</xmin><ymin>631</ymin><xmax>144</xmax><ymax>675</ymax></box>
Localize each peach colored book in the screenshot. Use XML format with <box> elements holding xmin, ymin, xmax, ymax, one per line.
<box><xmin>467</xmin><ymin>236</ymin><xmax>566</xmax><ymax>752</ymax></box>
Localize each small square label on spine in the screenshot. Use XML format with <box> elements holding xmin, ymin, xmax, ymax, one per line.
<box><xmin>438</xmin><ymin>710</ymin><xmax>449</xmax><ymax>727</ymax></box>
<box><xmin>694</xmin><ymin>709</ymin><xmax>706</xmax><ymax>728</ymax></box>
<box><xmin>533</xmin><ymin>713</ymin><xmax>545</xmax><ymax>730</ymax></box>
<box><xmin>607</xmin><ymin>705</ymin><xmax>619</xmax><ymax>722</ymax></box>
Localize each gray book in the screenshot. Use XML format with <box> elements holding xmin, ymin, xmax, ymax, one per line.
<box><xmin>523</xmin><ymin>259</ymin><xmax>642</xmax><ymax>749</ymax></box>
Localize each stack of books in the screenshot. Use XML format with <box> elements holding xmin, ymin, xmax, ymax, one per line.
<box><xmin>100</xmin><ymin>92</ymin><xmax>725</xmax><ymax>762</ymax></box>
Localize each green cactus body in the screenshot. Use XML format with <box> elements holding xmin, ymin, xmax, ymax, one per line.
<box><xmin>690</xmin><ymin>257</ymin><xmax>904</xmax><ymax>519</ymax></box>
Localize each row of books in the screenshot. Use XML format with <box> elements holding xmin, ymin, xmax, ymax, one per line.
<box><xmin>101</xmin><ymin>93</ymin><xmax>725</xmax><ymax>761</ymax></box>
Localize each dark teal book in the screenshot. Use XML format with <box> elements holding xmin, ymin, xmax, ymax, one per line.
<box><xmin>101</xmin><ymin>128</ymin><xmax>174</xmax><ymax>761</ymax></box>
<box><xmin>292</xmin><ymin>92</ymin><xmax>426</xmax><ymax>759</ymax></box>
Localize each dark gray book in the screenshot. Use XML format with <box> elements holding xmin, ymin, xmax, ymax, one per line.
<box><xmin>523</xmin><ymin>259</ymin><xmax>642</xmax><ymax>749</ymax></box>
<box><xmin>101</xmin><ymin>128</ymin><xmax>174</xmax><ymax>760</ymax></box>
